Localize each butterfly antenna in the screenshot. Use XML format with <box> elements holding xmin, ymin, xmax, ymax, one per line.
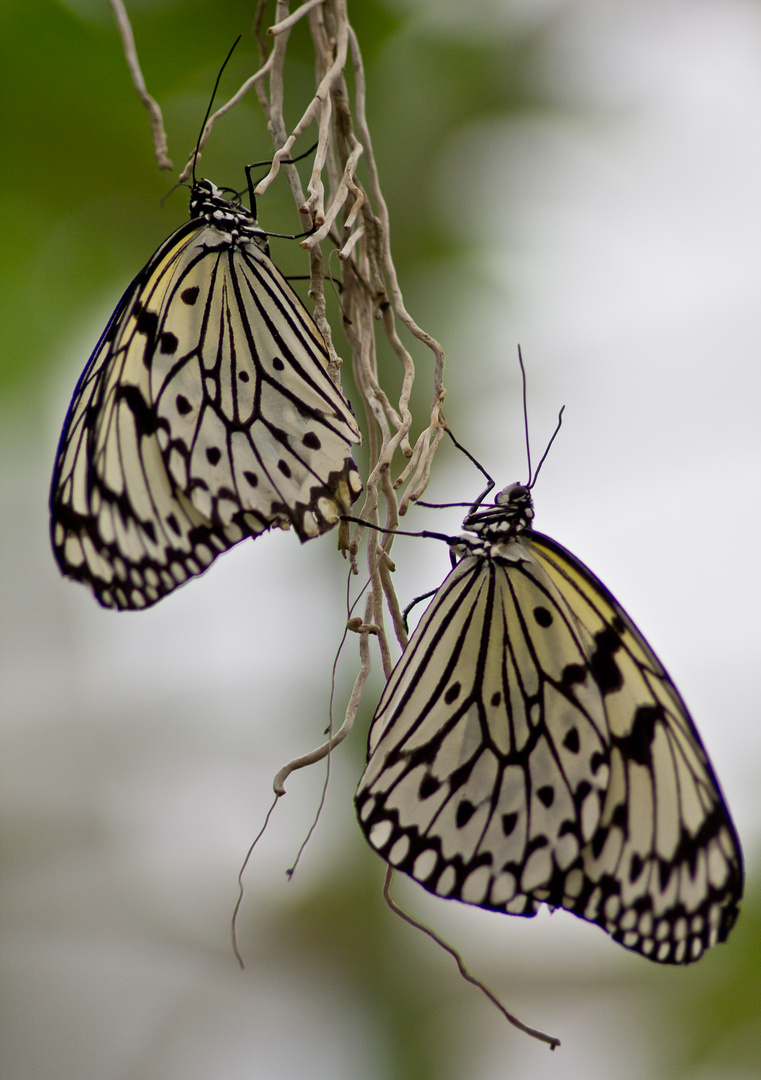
<box><xmin>192</xmin><ymin>36</ymin><xmax>241</xmax><ymax>183</ymax></box>
<box><xmin>530</xmin><ymin>405</ymin><xmax>565</xmax><ymax>489</ymax></box>
<box><xmin>518</xmin><ymin>346</ymin><xmax>565</xmax><ymax>489</ymax></box>
<box><xmin>518</xmin><ymin>345</ymin><xmax>535</xmax><ymax>486</ymax></box>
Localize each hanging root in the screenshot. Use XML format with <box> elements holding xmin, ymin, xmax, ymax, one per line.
<box><xmin>382</xmin><ymin>869</ymin><xmax>561</xmax><ymax>1050</ymax></box>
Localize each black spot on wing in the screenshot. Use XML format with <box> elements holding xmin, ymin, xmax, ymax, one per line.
<box><xmin>160</xmin><ymin>332</ymin><xmax>178</xmax><ymax>354</ymax></box>
<box><xmin>563</xmin><ymin>728</ymin><xmax>580</xmax><ymax>753</ymax></box>
<box><xmin>444</xmin><ymin>682</ymin><xmax>461</xmax><ymax>705</ymax></box>
<box><xmin>534</xmin><ymin>605</ymin><xmax>553</xmax><ymax>627</ymax></box>
<box><xmin>118</xmin><ymin>386</ymin><xmax>157</xmax><ymax>436</ymax></box>
<box><xmin>561</xmin><ymin>663</ymin><xmax>587</xmax><ymax>688</ymax></box>
<box><xmin>419</xmin><ymin>773</ymin><xmax>440</xmax><ymax>799</ymax></box>
<box><xmin>537</xmin><ymin>785</ymin><xmax>554</xmax><ymax>808</ymax></box>
<box><xmin>136</xmin><ymin>309</ymin><xmax>159</xmax><ymax>339</ymax></box>
<box><xmin>616</xmin><ymin>705</ymin><xmax>661</xmax><ymax>766</ymax></box>
<box><xmin>449</xmin><ymin>757</ymin><xmax>475</xmax><ymax>794</ymax></box>
<box><xmin>590</xmin><ymin>625</ymin><xmax>625</xmax><ymax>694</ymax></box>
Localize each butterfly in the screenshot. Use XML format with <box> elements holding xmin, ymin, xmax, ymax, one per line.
<box><xmin>50</xmin><ymin>177</ymin><xmax>362</xmax><ymax>610</ymax></box>
<box><xmin>355</xmin><ymin>475</ymin><xmax>743</xmax><ymax>963</ymax></box>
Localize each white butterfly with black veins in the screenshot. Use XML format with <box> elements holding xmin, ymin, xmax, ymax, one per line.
<box><xmin>356</xmin><ymin>480</ymin><xmax>743</xmax><ymax>963</ymax></box>
<box><xmin>51</xmin><ymin>178</ymin><xmax>362</xmax><ymax>610</ymax></box>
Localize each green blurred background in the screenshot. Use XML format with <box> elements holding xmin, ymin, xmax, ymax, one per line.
<box><xmin>1</xmin><ymin>1</ymin><xmax>759</xmax><ymax>1078</ymax></box>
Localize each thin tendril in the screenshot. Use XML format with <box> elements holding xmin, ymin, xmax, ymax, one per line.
<box><xmin>231</xmin><ymin>792</ymin><xmax>280</xmax><ymax>969</ymax></box>
<box><xmin>382</xmin><ymin>869</ymin><xmax>560</xmax><ymax>1050</ymax></box>
<box><xmin>285</xmin><ymin>759</ymin><xmax>332</xmax><ymax>881</ymax></box>
<box><xmin>233</xmin><ymin>575</ymin><xmax>372</xmax><ymax>959</ymax></box>
<box><xmin>285</xmin><ymin>571</ymin><xmax>359</xmax><ymax>880</ymax></box>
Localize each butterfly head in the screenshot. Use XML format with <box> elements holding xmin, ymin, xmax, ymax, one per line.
<box><xmin>462</xmin><ymin>482</ymin><xmax>535</xmax><ymax>544</ymax></box>
<box><xmin>495</xmin><ymin>482</ymin><xmax>534</xmax><ymax>520</ymax></box>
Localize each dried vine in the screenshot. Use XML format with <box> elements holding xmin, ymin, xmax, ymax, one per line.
<box><xmin>111</xmin><ymin>0</ymin><xmax>448</xmax><ymax>815</ymax></box>
<box><xmin>109</xmin><ymin>0</ymin><xmax>563</xmax><ymax>1051</ymax></box>
<box><xmin>175</xmin><ymin>1</ymin><xmax>449</xmax><ymax>738</ymax></box>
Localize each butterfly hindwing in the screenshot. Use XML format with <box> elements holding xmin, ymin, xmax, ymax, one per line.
<box><xmin>51</xmin><ymin>181</ymin><xmax>362</xmax><ymax>610</ymax></box>
<box><xmin>356</xmin><ymin>485</ymin><xmax>743</xmax><ymax>963</ymax></box>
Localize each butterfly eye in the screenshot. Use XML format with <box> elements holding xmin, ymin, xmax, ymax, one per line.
<box><xmin>496</xmin><ymin>482</ymin><xmax>526</xmax><ymax>505</ymax></box>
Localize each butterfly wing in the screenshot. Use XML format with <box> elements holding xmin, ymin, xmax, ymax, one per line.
<box><xmin>527</xmin><ymin>532</ymin><xmax>743</xmax><ymax>961</ymax></box>
<box><xmin>51</xmin><ymin>200</ymin><xmax>361</xmax><ymax>611</ymax></box>
<box><xmin>356</xmin><ymin>535</ymin><xmax>742</xmax><ymax>963</ymax></box>
<box><xmin>150</xmin><ymin>223</ymin><xmax>362</xmax><ymax>541</ymax></box>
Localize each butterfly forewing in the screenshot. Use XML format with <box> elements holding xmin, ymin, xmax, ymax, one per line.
<box><xmin>51</xmin><ymin>182</ymin><xmax>362</xmax><ymax>610</ymax></box>
<box><xmin>356</xmin><ymin>486</ymin><xmax>742</xmax><ymax>963</ymax></box>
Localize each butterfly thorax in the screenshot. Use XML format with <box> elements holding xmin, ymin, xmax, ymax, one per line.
<box><xmin>189</xmin><ymin>179</ymin><xmax>268</xmax><ymax>250</ymax></box>
<box><xmin>450</xmin><ymin>482</ymin><xmax>534</xmax><ymax>559</ymax></box>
